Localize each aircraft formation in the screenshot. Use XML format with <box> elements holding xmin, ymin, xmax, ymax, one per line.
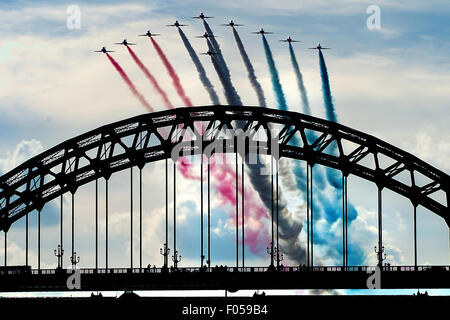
<box><xmin>94</xmin><ymin>12</ymin><xmax>330</xmax><ymax>54</ymax></box>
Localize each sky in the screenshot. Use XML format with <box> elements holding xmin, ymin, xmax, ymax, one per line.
<box><xmin>0</xmin><ymin>0</ymin><xmax>449</xmax><ymax>295</ymax></box>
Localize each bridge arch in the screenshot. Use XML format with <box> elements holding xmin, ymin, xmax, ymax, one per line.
<box><xmin>0</xmin><ymin>105</ymin><xmax>448</xmax><ymax>233</ymax></box>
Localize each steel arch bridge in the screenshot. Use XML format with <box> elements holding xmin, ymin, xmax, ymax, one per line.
<box><xmin>0</xmin><ymin>105</ymin><xmax>449</xmax><ymax>292</ymax></box>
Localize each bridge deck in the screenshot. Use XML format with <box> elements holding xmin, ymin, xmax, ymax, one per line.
<box><xmin>1</xmin><ymin>266</ymin><xmax>449</xmax><ymax>292</ymax></box>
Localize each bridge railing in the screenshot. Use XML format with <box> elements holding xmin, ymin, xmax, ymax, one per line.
<box><xmin>3</xmin><ymin>265</ymin><xmax>446</xmax><ymax>276</ymax></box>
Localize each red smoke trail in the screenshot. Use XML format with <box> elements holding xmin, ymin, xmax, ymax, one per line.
<box><xmin>209</xmin><ymin>159</ymin><xmax>271</xmax><ymax>255</ymax></box>
<box><xmin>126</xmin><ymin>46</ymin><xmax>174</xmax><ymax>109</ymax></box>
<box><xmin>178</xmin><ymin>156</ymin><xmax>270</xmax><ymax>255</ymax></box>
<box><xmin>179</xmin><ymin>159</ymin><xmax>201</xmax><ymax>180</ymax></box>
<box><xmin>106</xmin><ymin>53</ymin><xmax>153</xmax><ymax>112</ymax></box>
<box><xmin>150</xmin><ymin>38</ymin><xmax>193</xmax><ymax>107</ymax></box>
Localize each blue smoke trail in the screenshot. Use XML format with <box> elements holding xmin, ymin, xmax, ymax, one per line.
<box><xmin>316</xmin><ymin>49</ymin><xmax>363</xmax><ymax>265</ymax></box>
<box><xmin>289</xmin><ymin>42</ymin><xmax>310</xmax><ymax>115</ymax></box>
<box><xmin>206</xmin><ymin>39</ymin><xmax>242</xmax><ymax>105</ymax></box>
<box><xmin>260</xmin><ymin>35</ymin><xmax>311</xmax><ymax>194</ymax></box>
<box><xmin>178</xmin><ymin>28</ymin><xmax>220</xmax><ymax>105</ymax></box>
<box><xmin>260</xmin><ymin>36</ymin><xmax>327</xmax><ymax>263</ymax></box>
<box><xmin>260</xmin><ymin>35</ymin><xmax>310</xmax><ymax>197</ymax></box>
<box><xmin>263</xmin><ymin>36</ymin><xmax>364</xmax><ymax>265</ymax></box>
<box><xmin>318</xmin><ymin>49</ymin><xmax>341</xmax><ymax>188</ymax></box>
<box><xmin>319</xmin><ymin>50</ymin><xmax>337</xmax><ymax>122</ymax></box>
<box><xmin>287</xmin><ymin>43</ymin><xmax>326</xmax><ymax>190</ymax></box>
<box><xmin>262</xmin><ymin>35</ymin><xmax>288</xmax><ymax>111</ymax></box>
<box><xmin>232</xmin><ymin>28</ymin><xmax>266</xmax><ymax>108</ymax></box>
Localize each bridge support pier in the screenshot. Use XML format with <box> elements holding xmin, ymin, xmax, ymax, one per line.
<box><xmin>242</xmin><ymin>159</ymin><xmax>245</xmax><ymax>269</ymax></box>
<box><xmin>160</xmin><ymin>162</ymin><xmax>170</xmax><ymax>269</ymax></box>
<box><xmin>311</xmin><ymin>165</ymin><xmax>314</xmax><ymax>267</ymax></box>
<box><xmin>270</xmin><ymin>157</ymin><xmax>274</xmax><ymax>268</ymax></box>
<box><xmin>95</xmin><ymin>179</ymin><xmax>98</xmax><ymax>271</ymax></box>
<box><xmin>71</xmin><ymin>193</ymin><xmax>75</xmax><ymax>268</ymax></box>
<box><xmin>26</xmin><ymin>213</ymin><xmax>28</xmax><ymax>266</ymax></box>
<box><xmin>139</xmin><ymin>168</ymin><xmax>143</xmax><ymax>271</ymax></box>
<box><xmin>306</xmin><ymin>163</ymin><xmax>310</xmax><ymax>267</ymax></box>
<box><xmin>235</xmin><ymin>153</ymin><xmax>239</xmax><ymax>269</ymax></box>
<box><xmin>4</xmin><ymin>231</ymin><xmax>6</xmax><ymax>267</ymax></box>
<box><xmin>60</xmin><ymin>194</ymin><xmax>63</xmax><ymax>269</ymax></box>
<box><xmin>105</xmin><ymin>178</ymin><xmax>109</xmax><ymax>271</ymax></box>
<box><xmin>413</xmin><ymin>204</ymin><xmax>418</xmax><ymax>269</ymax></box>
<box><xmin>207</xmin><ymin>158</ymin><xmax>211</xmax><ymax>270</ymax></box>
<box><xmin>342</xmin><ymin>175</ymin><xmax>348</xmax><ymax>268</ymax></box>
<box><xmin>172</xmin><ymin>162</ymin><xmax>181</xmax><ymax>269</ymax></box>
<box><xmin>130</xmin><ymin>167</ymin><xmax>133</xmax><ymax>269</ymax></box>
<box><xmin>306</xmin><ymin>163</ymin><xmax>314</xmax><ymax>268</ymax></box>
<box><xmin>276</xmin><ymin>159</ymin><xmax>281</xmax><ymax>270</ymax></box>
<box><xmin>38</xmin><ymin>210</ymin><xmax>40</xmax><ymax>272</ymax></box>
<box><xmin>376</xmin><ymin>187</ymin><xmax>385</xmax><ymax>267</ymax></box>
<box><xmin>200</xmin><ymin>158</ymin><xmax>204</xmax><ymax>268</ymax></box>
<box><xmin>164</xmin><ymin>159</ymin><xmax>169</xmax><ymax>268</ymax></box>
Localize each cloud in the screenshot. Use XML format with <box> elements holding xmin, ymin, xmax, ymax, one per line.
<box><xmin>179</xmin><ymin>0</ymin><xmax>450</xmax><ymax>16</ymax></box>
<box><xmin>406</xmin><ymin>126</ymin><xmax>450</xmax><ymax>172</ymax></box>
<box><xmin>348</xmin><ymin>206</ymin><xmax>408</xmax><ymax>266</ymax></box>
<box><xmin>0</xmin><ymin>1</ymin><xmax>449</xmax><ymax>273</ymax></box>
<box><xmin>0</xmin><ymin>139</ymin><xmax>44</xmax><ymax>174</ymax></box>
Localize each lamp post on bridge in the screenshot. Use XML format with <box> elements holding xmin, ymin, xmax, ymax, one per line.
<box><xmin>54</xmin><ymin>245</ymin><xmax>64</xmax><ymax>269</ymax></box>
<box><xmin>267</xmin><ymin>244</ymin><xmax>284</xmax><ymax>270</ymax></box>
<box><xmin>276</xmin><ymin>248</ymin><xmax>284</xmax><ymax>271</ymax></box>
<box><xmin>160</xmin><ymin>243</ymin><xmax>170</xmax><ymax>270</ymax></box>
<box><xmin>374</xmin><ymin>245</ymin><xmax>386</xmax><ymax>268</ymax></box>
<box><xmin>172</xmin><ymin>250</ymin><xmax>182</xmax><ymax>269</ymax></box>
<box><xmin>70</xmin><ymin>252</ymin><xmax>80</xmax><ymax>268</ymax></box>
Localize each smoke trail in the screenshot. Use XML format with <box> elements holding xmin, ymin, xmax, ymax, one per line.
<box><xmin>203</xmin><ymin>24</ymin><xmax>278</xmax><ymax>258</ymax></box>
<box><xmin>206</xmin><ymin>39</ymin><xmax>242</xmax><ymax>105</ymax></box>
<box><xmin>202</xmin><ymin>33</ymin><xmax>279</xmax><ymax>256</ymax></box>
<box><xmin>289</xmin><ymin>42</ymin><xmax>310</xmax><ymax>115</ymax></box>
<box><xmin>260</xmin><ymin>35</ymin><xmax>310</xmax><ymax>196</ymax></box>
<box><xmin>262</xmin><ymin>36</ymin><xmax>350</xmax><ymax>264</ymax></box>
<box><xmin>178</xmin><ymin>155</ymin><xmax>271</xmax><ymax>255</ymax></box>
<box><xmin>202</xmin><ymin>33</ymin><xmax>304</xmax><ymax>261</ymax></box>
<box><xmin>126</xmin><ymin>46</ymin><xmax>173</xmax><ymax>109</ymax></box>
<box><xmin>313</xmin><ymin>50</ymin><xmax>364</xmax><ymax>264</ymax></box>
<box><xmin>246</xmin><ymin>156</ymin><xmax>306</xmax><ymax>263</ymax></box>
<box><xmin>150</xmin><ymin>37</ymin><xmax>193</xmax><ymax>107</ymax></box>
<box><xmin>318</xmin><ymin>50</ymin><xmax>337</xmax><ymax>122</ymax></box>
<box><xmin>318</xmin><ymin>50</ymin><xmax>341</xmax><ymax>188</ymax></box>
<box><xmin>212</xmin><ymin>162</ymin><xmax>270</xmax><ymax>254</ymax></box>
<box><xmin>287</xmin><ymin>42</ymin><xmax>327</xmax><ymax>190</ymax></box>
<box><xmin>178</xmin><ymin>28</ymin><xmax>220</xmax><ymax>105</ymax></box>
<box><xmin>232</xmin><ymin>28</ymin><xmax>266</xmax><ymax>108</ymax></box>
<box><xmin>262</xmin><ymin>35</ymin><xmax>288</xmax><ymax>111</ymax></box>
<box><xmin>105</xmin><ymin>53</ymin><xmax>153</xmax><ymax>112</ymax></box>
<box><xmin>251</xmin><ymin>34</ymin><xmax>311</xmax><ymax>264</ymax></box>
<box><xmin>203</xmin><ymin>20</ymin><xmax>230</xmax><ymax>80</ymax></box>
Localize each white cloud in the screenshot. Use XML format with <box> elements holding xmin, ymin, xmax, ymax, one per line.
<box><xmin>0</xmin><ymin>1</ymin><xmax>448</xmax><ymax>274</ymax></box>
<box><xmin>183</xmin><ymin>0</ymin><xmax>450</xmax><ymax>15</ymax></box>
<box><xmin>348</xmin><ymin>206</ymin><xmax>407</xmax><ymax>266</ymax></box>
<box><xmin>406</xmin><ymin>126</ymin><xmax>450</xmax><ymax>172</ymax></box>
<box><xmin>0</xmin><ymin>139</ymin><xmax>44</xmax><ymax>173</ymax></box>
